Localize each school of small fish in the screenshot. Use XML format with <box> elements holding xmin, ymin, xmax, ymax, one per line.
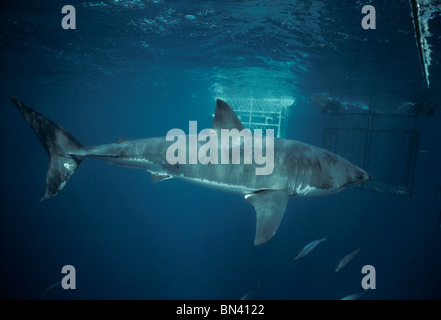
<box><xmin>237</xmin><ymin>189</ymin><xmax>441</xmax><ymax>300</ymax></box>
<box><xmin>292</xmin><ymin>236</ymin><xmax>365</xmax><ymax>300</ymax></box>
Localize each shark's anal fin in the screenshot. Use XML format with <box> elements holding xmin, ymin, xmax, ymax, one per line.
<box><xmin>148</xmin><ymin>171</ymin><xmax>171</xmax><ymax>184</ymax></box>
<box><xmin>245</xmin><ymin>189</ymin><xmax>289</xmax><ymax>246</ymax></box>
<box><xmin>118</xmin><ymin>137</ymin><xmax>128</xmax><ymax>144</ymax></box>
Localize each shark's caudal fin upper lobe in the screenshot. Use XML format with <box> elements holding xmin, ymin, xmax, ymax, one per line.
<box><xmin>9</xmin><ymin>97</ymin><xmax>84</xmax><ymax>201</ymax></box>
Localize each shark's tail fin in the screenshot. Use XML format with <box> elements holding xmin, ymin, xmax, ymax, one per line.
<box><xmin>9</xmin><ymin>97</ymin><xmax>84</xmax><ymax>201</ymax></box>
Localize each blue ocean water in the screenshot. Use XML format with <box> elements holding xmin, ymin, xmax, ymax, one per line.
<box><xmin>1</xmin><ymin>0</ymin><xmax>441</xmax><ymax>300</ymax></box>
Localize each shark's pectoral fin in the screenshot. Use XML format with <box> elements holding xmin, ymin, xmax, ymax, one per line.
<box><xmin>147</xmin><ymin>171</ymin><xmax>171</xmax><ymax>183</ymax></box>
<box><xmin>245</xmin><ymin>189</ymin><xmax>289</xmax><ymax>246</ymax></box>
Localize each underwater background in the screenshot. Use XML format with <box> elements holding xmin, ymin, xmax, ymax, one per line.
<box><xmin>1</xmin><ymin>0</ymin><xmax>441</xmax><ymax>300</ymax></box>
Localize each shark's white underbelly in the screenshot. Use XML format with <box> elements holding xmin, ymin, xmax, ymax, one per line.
<box><xmin>93</xmin><ymin>155</ymin><xmax>338</xmax><ymax>197</ymax></box>
<box><xmin>107</xmin><ymin>156</ymin><xmax>257</xmax><ymax>194</ymax></box>
<box><xmin>175</xmin><ymin>174</ymin><xmax>258</xmax><ymax>195</ymax></box>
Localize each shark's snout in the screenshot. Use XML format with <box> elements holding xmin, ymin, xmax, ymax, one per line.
<box><xmin>364</xmin><ymin>172</ymin><xmax>371</xmax><ymax>183</ymax></box>
<box><xmin>358</xmin><ymin>170</ymin><xmax>370</xmax><ymax>184</ymax></box>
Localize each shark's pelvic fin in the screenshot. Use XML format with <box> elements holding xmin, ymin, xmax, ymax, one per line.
<box><xmin>245</xmin><ymin>189</ymin><xmax>289</xmax><ymax>246</ymax></box>
<box><xmin>212</xmin><ymin>99</ymin><xmax>245</xmax><ymax>131</ymax></box>
<box><xmin>9</xmin><ymin>97</ymin><xmax>84</xmax><ymax>201</ymax></box>
<box><xmin>148</xmin><ymin>171</ymin><xmax>171</xmax><ymax>184</ymax></box>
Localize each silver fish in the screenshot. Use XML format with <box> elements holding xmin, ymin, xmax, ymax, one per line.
<box><xmin>340</xmin><ymin>289</ymin><xmax>368</xmax><ymax>300</ymax></box>
<box><xmin>294</xmin><ymin>236</ymin><xmax>328</xmax><ymax>260</ymax></box>
<box><xmin>40</xmin><ymin>279</ymin><xmax>61</xmax><ymax>300</ymax></box>
<box><xmin>240</xmin><ymin>282</ymin><xmax>261</xmax><ymax>300</ymax></box>
<box><xmin>335</xmin><ymin>248</ymin><xmax>360</xmax><ymax>272</ymax></box>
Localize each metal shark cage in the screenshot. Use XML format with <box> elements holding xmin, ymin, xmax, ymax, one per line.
<box><xmin>321</xmin><ymin>102</ymin><xmax>420</xmax><ymax>196</ymax></box>
<box><xmin>216</xmin><ymin>97</ymin><xmax>294</xmax><ymax>138</ymax></box>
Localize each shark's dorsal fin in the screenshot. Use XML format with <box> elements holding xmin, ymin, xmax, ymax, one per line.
<box><xmin>245</xmin><ymin>189</ymin><xmax>289</xmax><ymax>246</ymax></box>
<box><xmin>212</xmin><ymin>99</ymin><xmax>245</xmax><ymax>131</ymax></box>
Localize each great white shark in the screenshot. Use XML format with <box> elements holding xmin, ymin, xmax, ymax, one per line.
<box><xmin>9</xmin><ymin>97</ymin><xmax>369</xmax><ymax>245</ymax></box>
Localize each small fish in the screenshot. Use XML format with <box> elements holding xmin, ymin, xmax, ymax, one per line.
<box><xmin>40</xmin><ymin>279</ymin><xmax>62</xmax><ymax>300</ymax></box>
<box><xmin>240</xmin><ymin>282</ymin><xmax>261</xmax><ymax>300</ymax></box>
<box><xmin>335</xmin><ymin>248</ymin><xmax>360</xmax><ymax>272</ymax></box>
<box><xmin>294</xmin><ymin>236</ymin><xmax>328</xmax><ymax>260</ymax></box>
<box><xmin>340</xmin><ymin>289</ymin><xmax>368</xmax><ymax>300</ymax></box>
